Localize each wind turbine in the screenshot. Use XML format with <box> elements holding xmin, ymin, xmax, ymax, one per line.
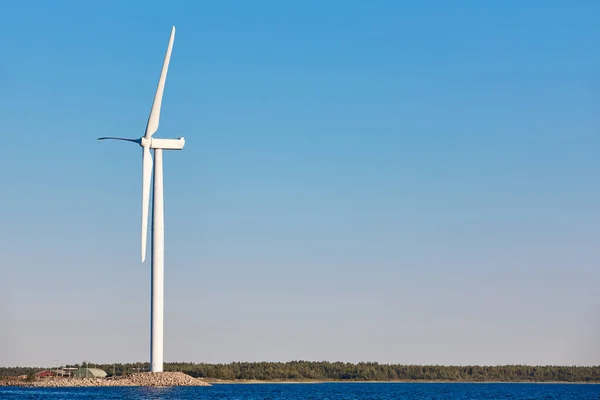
<box><xmin>98</xmin><ymin>26</ymin><xmax>184</xmax><ymax>373</ymax></box>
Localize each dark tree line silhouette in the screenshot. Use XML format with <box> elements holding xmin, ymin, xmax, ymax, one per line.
<box><xmin>2</xmin><ymin>362</ymin><xmax>599</xmax><ymax>382</ymax></box>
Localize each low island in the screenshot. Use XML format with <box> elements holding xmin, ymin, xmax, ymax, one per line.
<box><xmin>2</xmin><ymin>362</ymin><xmax>599</xmax><ymax>387</ymax></box>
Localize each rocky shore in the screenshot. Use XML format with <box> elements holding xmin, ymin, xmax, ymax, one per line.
<box><xmin>0</xmin><ymin>372</ymin><xmax>211</xmax><ymax>387</ymax></box>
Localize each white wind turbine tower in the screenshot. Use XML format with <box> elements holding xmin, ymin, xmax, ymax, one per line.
<box><xmin>98</xmin><ymin>26</ymin><xmax>184</xmax><ymax>373</ymax></box>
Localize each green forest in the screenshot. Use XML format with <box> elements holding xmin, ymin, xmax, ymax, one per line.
<box><xmin>2</xmin><ymin>362</ymin><xmax>600</xmax><ymax>382</ymax></box>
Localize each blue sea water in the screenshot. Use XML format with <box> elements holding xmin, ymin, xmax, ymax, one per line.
<box><xmin>1</xmin><ymin>383</ymin><xmax>599</xmax><ymax>400</ymax></box>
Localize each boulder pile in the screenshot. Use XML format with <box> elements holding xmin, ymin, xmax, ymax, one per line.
<box><xmin>127</xmin><ymin>372</ymin><xmax>211</xmax><ymax>386</ymax></box>
<box><xmin>0</xmin><ymin>372</ymin><xmax>211</xmax><ymax>387</ymax></box>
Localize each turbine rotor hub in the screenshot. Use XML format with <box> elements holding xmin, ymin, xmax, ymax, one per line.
<box><xmin>140</xmin><ymin>137</ymin><xmax>152</xmax><ymax>148</ymax></box>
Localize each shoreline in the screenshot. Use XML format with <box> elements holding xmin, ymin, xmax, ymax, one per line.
<box><xmin>205</xmin><ymin>378</ymin><xmax>600</xmax><ymax>385</ymax></box>
<box><xmin>3</xmin><ymin>374</ymin><xmax>599</xmax><ymax>388</ymax></box>
<box><xmin>2</xmin><ymin>380</ymin><xmax>598</xmax><ymax>388</ymax></box>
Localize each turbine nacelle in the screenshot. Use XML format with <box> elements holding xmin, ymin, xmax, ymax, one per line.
<box><xmin>149</xmin><ymin>137</ymin><xmax>185</xmax><ymax>150</ymax></box>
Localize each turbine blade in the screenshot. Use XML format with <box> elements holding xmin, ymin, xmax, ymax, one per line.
<box><xmin>97</xmin><ymin>137</ymin><xmax>140</xmax><ymax>143</ymax></box>
<box><xmin>144</xmin><ymin>26</ymin><xmax>176</xmax><ymax>139</ymax></box>
<box><xmin>142</xmin><ymin>146</ymin><xmax>153</xmax><ymax>262</ymax></box>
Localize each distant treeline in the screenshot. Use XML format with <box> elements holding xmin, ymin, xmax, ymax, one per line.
<box><xmin>0</xmin><ymin>367</ymin><xmax>44</xmax><ymax>378</ymax></box>
<box><xmin>2</xmin><ymin>362</ymin><xmax>600</xmax><ymax>382</ymax></box>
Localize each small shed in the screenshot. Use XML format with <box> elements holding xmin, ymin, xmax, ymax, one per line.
<box><xmin>74</xmin><ymin>368</ymin><xmax>107</xmax><ymax>378</ymax></box>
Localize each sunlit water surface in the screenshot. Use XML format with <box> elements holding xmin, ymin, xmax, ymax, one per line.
<box><xmin>1</xmin><ymin>382</ymin><xmax>599</xmax><ymax>400</ymax></box>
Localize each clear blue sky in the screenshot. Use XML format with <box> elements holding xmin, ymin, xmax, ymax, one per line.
<box><xmin>1</xmin><ymin>0</ymin><xmax>599</xmax><ymax>367</ymax></box>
